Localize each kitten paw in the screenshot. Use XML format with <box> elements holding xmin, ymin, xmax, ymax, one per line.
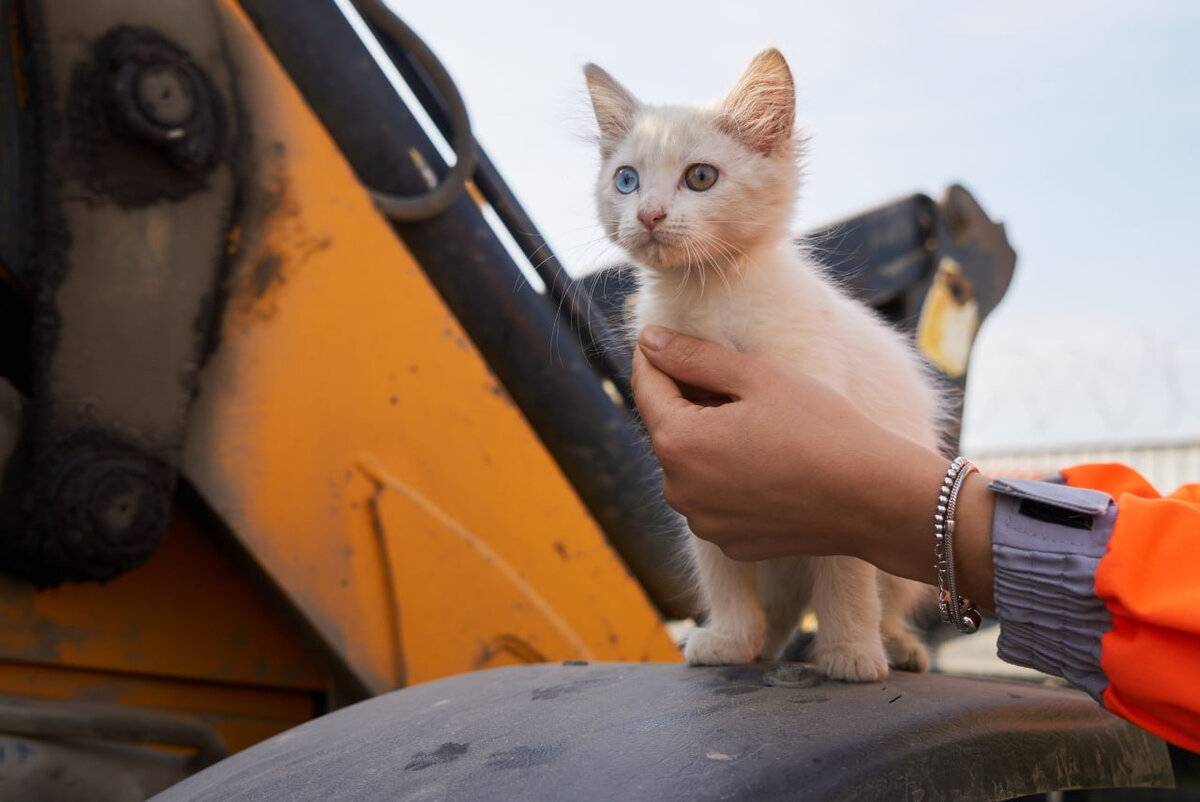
<box><xmin>885</xmin><ymin>634</ymin><xmax>929</xmax><ymax>673</ymax></box>
<box><xmin>813</xmin><ymin>642</ymin><xmax>889</xmax><ymax>682</ymax></box>
<box><xmin>684</xmin><ymin>627</ymin><xmax>761</xmax><ymax>666</ymax></box>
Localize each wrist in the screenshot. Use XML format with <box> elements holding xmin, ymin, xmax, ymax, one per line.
<box><xmin>849</xmin><ymin>448</ymin><xmax>996</xmax><ymax>611</ymax></box>
<box><xmin>952</xmin><ymin>471</ymin><xmax>996</xmax><ymax>609</ymax></box>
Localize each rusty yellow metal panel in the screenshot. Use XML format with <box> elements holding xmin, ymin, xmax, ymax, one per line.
<box><xmin>179</xmin><ymin>1</ymin><xmax>679</xmax><ymax>695</ymax></box>
<box><xmin>0</xmin><ymin>662</ymin><xmax>317</xmax><ymax>754</ymax></box>
<box><xmin>0</xmin><ymin>511</ymin><xmax>325</xmax><ymax>690</ymax></box>
<box><xmin>0</xmin><ymin>505</ymin><xmax>326</xmax><ymax>754</ymax></box>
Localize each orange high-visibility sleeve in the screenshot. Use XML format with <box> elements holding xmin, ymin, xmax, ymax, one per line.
<box><xmin>1062</xmin><ymin>464</ymin><xmax>1200</xmax><ymax>752</ymax></box>
<box><xmin>1061</xmin><ymin>463</ymin><xmax>1159</xmax><ymax>501</ymax></box>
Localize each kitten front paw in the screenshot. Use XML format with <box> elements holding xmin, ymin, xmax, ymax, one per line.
<box><xmin>885</xmin><ymin>634</ymin><xmax>929</xmax><ymax>673</ymax></box>
<box><xmin>813</xmin><ymin>641</ymin><xmax>889</xmax><ymax>682</ymax></box>
<box><xmin>683</xmin><ymin>626</ymin><xmax>761</xmax><ymax>666</ymax></box>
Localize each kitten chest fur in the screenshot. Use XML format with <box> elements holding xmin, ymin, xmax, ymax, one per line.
<box><xmin>634</xmin><ymin>243</ymin><xmax>935</xmax><ymax>440</ymax></box>
<box><xmin>638</xmin><ymin>247</ymin><xmax>836</xmax><ymax>374</ymax></box>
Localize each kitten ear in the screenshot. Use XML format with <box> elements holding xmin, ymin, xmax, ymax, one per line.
<box><xmin>584</xmin><ymin>64</ymin><xmax>640</xmax><ymax>157</ymax></box>
<box><xmin>719</xmin><ymin>48</ymin><xmax>795</xmax><ymax>156</ymax></box>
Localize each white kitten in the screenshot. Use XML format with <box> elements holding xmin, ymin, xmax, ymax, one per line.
<box><xmin>585</xmin><ymin>49</ymin><xmax>939</xmax><ymax>682</ymax></box>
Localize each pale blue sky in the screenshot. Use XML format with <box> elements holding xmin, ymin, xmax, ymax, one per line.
<box><xmin>385</xmin><ymin>1</ymin><xmax>1200</xmax><ymax>451</ymax></box>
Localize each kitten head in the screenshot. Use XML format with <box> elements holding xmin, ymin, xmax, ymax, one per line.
<box><xmin>584</xmin><ymin>49</ymin><xmax>801</xmax><ymax>276</ymax></box>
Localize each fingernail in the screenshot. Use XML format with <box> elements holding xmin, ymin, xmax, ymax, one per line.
<box><xmin>640</xmin><ymin>326</ymin><xmax>676</xmax><ymax>351</ymax></box>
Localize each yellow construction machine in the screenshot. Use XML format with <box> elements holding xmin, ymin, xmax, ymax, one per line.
<box><xmin>0</xmin><ymin>1</ymin><xmax>1184</xmax><ymax>799</ymax></box>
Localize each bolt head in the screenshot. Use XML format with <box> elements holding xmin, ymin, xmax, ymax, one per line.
<box><xmin>135</xmin><ymin>63</ymin><xmax>196</xmax><ymax>129</ymax></box>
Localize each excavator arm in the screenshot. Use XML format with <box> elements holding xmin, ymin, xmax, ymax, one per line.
<box><xmin>0</xmin><ymin>1</ymin><xmax>1180</xmax><ymax>799</ymax></box>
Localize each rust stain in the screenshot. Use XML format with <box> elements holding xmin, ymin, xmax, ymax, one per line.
<box><xmin>234</xmin><ymin>140</ymin><xmax>333</xmax><ymax>316</ymax></box>
<box><xmin>251</xmin><ymin>253</ymin><xmax>284</xmax><ymax>299</ymax></box>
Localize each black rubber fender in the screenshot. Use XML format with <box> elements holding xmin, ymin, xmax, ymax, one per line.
<box><xmin>149</xmin><ymin>661</ymin><xmax>1172</xmax><ymax>801</ymax></box>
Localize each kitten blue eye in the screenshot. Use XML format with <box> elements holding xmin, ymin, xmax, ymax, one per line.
<box><xmin>684</xmin><ymin>163</ymin><xmax>719</xmax><ymax>191</ymax></box>
<box><xmin>614</xmin><ymin>166</ymin><xmax>639</xmax><ymax>194</ymax></box>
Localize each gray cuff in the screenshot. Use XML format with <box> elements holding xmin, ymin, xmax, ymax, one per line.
<box><xmin>989</xmin><ymin>476</ymin><xmax>1115</xmax><ymax>701</ymax></box>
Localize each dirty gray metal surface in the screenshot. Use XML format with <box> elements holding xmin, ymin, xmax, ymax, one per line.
<box><xmin>150</xmin><ymin>662</ymin><xmax>1172</xmax><ymax>801</ymax></box>
<box><xmin>0</xmin><ymin>692</ymin><xmax>228</xmax><ymax>800</ymax></box>
<box><xmin>1</xmin><ymin>0</ymin><xmax>239</xmax><ymax>584</ymax></box>
<box><xmin>0</xmin><ymin>734</ymin><xmax>193</xmax><ymax>802</ymax></box>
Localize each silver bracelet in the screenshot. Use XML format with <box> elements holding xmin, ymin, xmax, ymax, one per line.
<box><xmin>934</xmin><ymin>457</ymin><xmax>982</xmax><ymax>634</ymax></box>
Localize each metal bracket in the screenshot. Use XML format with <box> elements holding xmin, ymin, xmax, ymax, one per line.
<box><xmin>0</xmin><ymin>0</ymin><xmax>240</xmax><ymax>585</ymax></box>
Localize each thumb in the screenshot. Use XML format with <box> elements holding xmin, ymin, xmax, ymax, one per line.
<box><xmin>637</xmin><ymin>326</ymin><xmax>753</xmax><ymax>397</ymax></box>
<box><xmin>630</xmin><ymin>346</ymin><xmax>690</xmax><ymax>434</ymax></box>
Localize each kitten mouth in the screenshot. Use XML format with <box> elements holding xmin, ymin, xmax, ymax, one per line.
<box><xmin>631</xmin><ymin>241</ymin><xmax>681</xmax><ymax>270</ymax></box>
<box><xmin>640</xmin><ymin>228</ymin><xmax>674</xmax><ymax>245</ymax></box>
<box><xmin>628</xmin><ymin>231</ymin><xmax>684</xmax><ymax>268</ymax></box>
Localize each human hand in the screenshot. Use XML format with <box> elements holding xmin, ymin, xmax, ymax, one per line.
<box><xmin>631</xmin><ymin>326</ymin><xmax>989</xmax><ymax>596</ymax></box>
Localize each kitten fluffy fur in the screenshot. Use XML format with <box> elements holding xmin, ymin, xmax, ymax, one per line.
<box><xmin>585</xmin><ymin>49</ymin><xmax>939</xmax><ymax>681</ymax></box>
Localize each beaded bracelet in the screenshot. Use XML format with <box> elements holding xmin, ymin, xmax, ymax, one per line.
<box><xmin>934</xmin><ymin>457</ymin><xmax>982</xmax><ymax>634</ymax></box>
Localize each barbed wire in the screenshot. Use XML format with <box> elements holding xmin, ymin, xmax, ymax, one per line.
<box><xmin>962</xmin><ymin>327</ymin><xmax>1199</xmax><ymax>450</ymax></box>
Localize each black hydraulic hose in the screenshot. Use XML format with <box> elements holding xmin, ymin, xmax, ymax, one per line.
<box><xmin>362</xmin><ymin>20</ymin><xmax>634</xmax><ymax>399</ymax></box>
<box><xmin>355</xmin><ymin>5</ymin><xmax>634</xmax><ymax>399</ymax></box>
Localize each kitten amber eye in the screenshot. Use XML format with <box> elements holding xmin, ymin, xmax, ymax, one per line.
<box><xmin>684</xmin><ymin>163</ymin><xmax>718</xmax><ymax>191</ymax></box>
<box><xmin>614</xmin><ymin>166</ymin><xmax>639</xmax><ymax>194</ymax></box>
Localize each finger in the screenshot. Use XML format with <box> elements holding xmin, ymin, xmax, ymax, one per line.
<box><xmin>631</xmin><ymin>346</ymin><xmax>693</xmax><ymax>433</ymax></box>
<box><xmin>637</xmin><ymin>326</ymin><xmax>753</xmax><ymax>397</ymax></box>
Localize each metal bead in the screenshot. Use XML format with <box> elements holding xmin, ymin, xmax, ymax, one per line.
<box><xmin>960</xmin><ymin>607</ymin><xmax>982</xmax><ymax>633</ymax></box>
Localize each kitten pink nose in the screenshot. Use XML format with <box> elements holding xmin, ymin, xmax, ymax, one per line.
<box><xmin>638</xmin><ymin>209</ymin><xmax>666</xmax><ymax>231</ymax></box>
